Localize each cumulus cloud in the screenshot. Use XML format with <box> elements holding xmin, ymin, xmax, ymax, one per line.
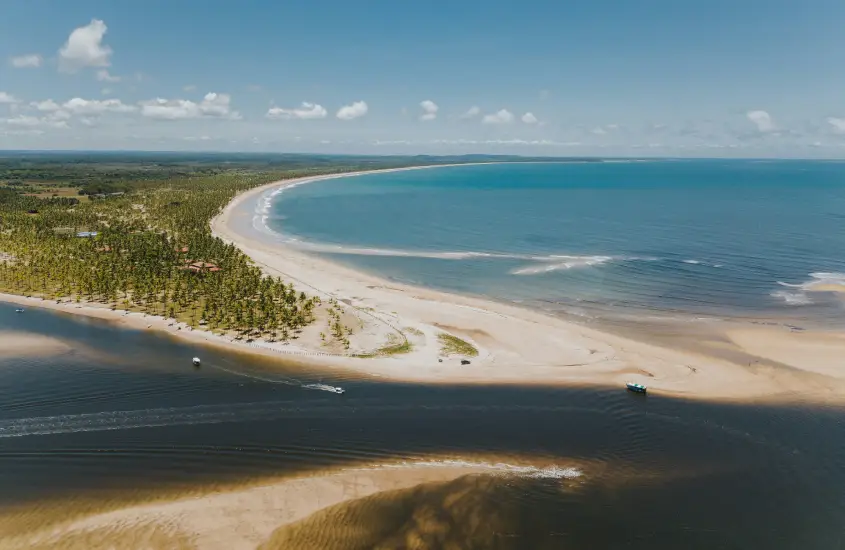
<box><xmin>746</xmin><ymin>110</ymin><xmax>775</xmax><ymax>132</ymax></box>
<box><xmin>96</xmin><ymin>69</ymin><xmax>120</xmax><ymax>82</ymax></box>
<box><xmin>521</xmin><ymin>112</ymin><xmax>538</xmax><ymax>124</ymax></box>
<box><xmin>63</xmin><ymin>97</ymin><xmax>135</xmax><ymax>114</ymax></box>
<box><xmin>266</xmin><ymin>102</ymin><xmax>327</xmax><ymax>120</ymax></box>
<box><xmin>336</xmin><ymin>100</ymin><xmax>368</xmax><ymax>120</ymax></box>
<box><xmin>59</xmin><ymin>19</ymin><xmax>113</xmax><ymax>72</ymax></box>
<box><xmin>826</xmin><ymin>117</ymin><xmax>845</xmax><ymax>134</ymax></box>
<box><xmin>31</xmin><ymin>99</ymin><xmax>61</xmax><ymax>111</ymax></box>
<box><xmin>5</xmin><ymin>115</ymin><xmax>69</xmax><ymax>129</ymax></box>
<box><xmin>0</xmin><ymin>92</ymin><xmax>19</xmax><ymax>104</ymax></box>
<box><xmin>482</xmin><ymin>109</ymin><xmax>514</xmax><ymax>124</ymax></box>
<box><xmin>591</xmin><ymin>126</ymin><xmax>607</xmax><ymax>135</ymax></box>
<box><xmin>460</xmin><ymin>106</ymin><xmax>480</xmax><ymax>119</ymax></box>
<box><xmin>10</xmin><ymin>54</ymin><xmax>42</xmax><ymax>68</ymax></box>
<box><xmin>419</xmin><ymin>100</ymin><xmax>438</xmax><ymax>121</ymax></box>
<box><xmin>30</xmin><ymin>97</ymin><xmax>134</xmax><ymax>115</ymax></box>
<box><xmin>139</xmin><ymin>92</ymin><xmax>240</xmax><ymax>120</ymax></box>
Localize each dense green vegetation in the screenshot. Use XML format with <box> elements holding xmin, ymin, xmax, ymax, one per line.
<box><xmin>0</xmin><ymin>153</ymin><xmax>485</xmax><ymax>340</ymax></box>
<box><xmin>438</xmin><ymin>333</ymin><xmax>479</xmax><ymax>357</ymax></box>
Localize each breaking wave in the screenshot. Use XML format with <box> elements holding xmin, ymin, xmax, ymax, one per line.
<box><xmin>771</xmin><ymin>272</ymin><xmax>845</xmax><ymax>306</ymax></box>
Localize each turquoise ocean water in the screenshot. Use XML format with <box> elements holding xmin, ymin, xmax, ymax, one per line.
<box><xmin>263</xmin><ymin>160</ymin><xmax>845</xmax><ymax>327</ymax></box>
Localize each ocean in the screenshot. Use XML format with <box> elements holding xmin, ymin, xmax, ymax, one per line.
<box><xmin>1</xmin><ymin>304</ymin><xmax>844</xmax><ymax>548</ymax></box>
<box><xmin>264</xmin><ymin>160</ymin><xmax>845</xmax><ymax>327</ymax></box>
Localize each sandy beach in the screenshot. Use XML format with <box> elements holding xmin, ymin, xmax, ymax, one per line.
<box><xmin>206</xmin><ymin>167</ymin><xmax>845</xmax><ymax>403</ymax></box>
<box><xmin>3</xmin><ymin>164</ymin><xmax>845</xmax><ymax>402</ymax></box>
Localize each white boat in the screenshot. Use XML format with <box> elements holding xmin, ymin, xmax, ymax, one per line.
<box><xmin>14</xmin><ymin>308</ymin><xmax>24</xmax><ymax>313</ymax></box>
<box><xmin>304</xmin><ymin>383</ymin><xmax>345</xmax><ymax>394</ymax></box>
<box><xmin>192</xmin><ymin>357</ymin><xmax>201</xmax><ymax>366</ymax></box>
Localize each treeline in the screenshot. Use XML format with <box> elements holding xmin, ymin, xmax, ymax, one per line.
<box><xmin>0</xmin><ymin>160</ymin><xmax>435</xmax><ymax>340</ymax></box>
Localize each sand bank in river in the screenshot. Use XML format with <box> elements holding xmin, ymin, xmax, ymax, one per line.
<box><xmin>2</xmin><ymin>460</ymin><xmax>567</xmax><ymax>550</ymax></box>
<box><xmin>0</xmin><ymin>331</ymin><xmax>72</xmax><ymax>358</ymax></box>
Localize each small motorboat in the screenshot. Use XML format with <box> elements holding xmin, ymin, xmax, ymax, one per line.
<box><xmin>192</xmin><ymin>357</ymin><xmax>201</xmax><ymax>367</ymax></box>
<box><xmin>304</xmin><ymin>383</ymin><xmax>345</xmax><ymax>394</ymax></box>
<box><xmin>14</xmin><ymin>308</ymin><xmax>24</xmax><ymax>313</ymax></box>
<box><xmin>626</xmin><ymin>382</ymin><xmax>647</xmax><ymax>394</ymax></box>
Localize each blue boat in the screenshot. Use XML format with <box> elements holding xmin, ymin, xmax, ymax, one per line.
<box><xmin>626</xmin><ymin>382</ymin><xmax>647</xmax><ymax>394</ymax></box>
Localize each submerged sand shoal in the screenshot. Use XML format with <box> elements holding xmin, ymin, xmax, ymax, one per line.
<box><xmin>0</xmin><ymin>463</ymin><xmax>504</xmax><ymax>550</ymax></box>
<box><xmin>0</xmin><ymin>331</ymin><xmax>72</xmax><ymax>358</ymax></box>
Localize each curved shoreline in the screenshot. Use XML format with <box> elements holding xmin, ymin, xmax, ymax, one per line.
<box><xmin>209</xmin><ymin>165</ymin><xmax>845</xmax><ymax>404</ymax></box>
<box><xmin>3</xmin><ymin>163</ymin><xmax>845</xmax><ymax>403</ymax></box>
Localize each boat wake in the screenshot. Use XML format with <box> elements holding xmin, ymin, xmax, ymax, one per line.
<box><xmin>351</xmin><ymin>459</ymin><xmax>583</xmax><ymax>479</ymax></box>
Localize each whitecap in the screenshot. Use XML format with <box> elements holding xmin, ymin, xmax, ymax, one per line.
<box><xmin>770</xmin><ymin>290</ymin><xmax>812</xmax><ymax>306</ymax></box>
<box><xmin>511</xmin><ymin>255</ymin><xmax>614</xmax><ymax>275</ymax></box>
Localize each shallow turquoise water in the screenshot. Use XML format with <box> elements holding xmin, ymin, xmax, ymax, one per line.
<box><xmin>266</xmin><ymin>160</ymin><xmax>845</xmax><ymax>325</ymax></box>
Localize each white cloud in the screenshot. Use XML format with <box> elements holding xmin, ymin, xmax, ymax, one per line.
<box><xmin>336</xmin><ymin>100</ymin><xmax>368</xmax><ymax>120</ymax></box>
<box><xmin>183</xmin><ymin>85</ymin><xmax>197</xmax><ymax>92</ymax></box>
<box><xmin>482</xmin><ymin>109</ymin><xmax>514</xmax><ymax>124</ymax></box>
<box><xmin>746</xmin><ymin>110</ymin><xmax>775</xmax><ymax>132</ymax></box>
<box><xmin>31</xmin><ymin>99</ymin><xmax>61</xmax><ymax>111</ymax></box>
<box><xmin>30</xmin><ymin>97</ymin><xmax>133</xmax><ymax>115</ymax></box>
<box><xmin>460</xmin><ymin>106</ymin><xmax>480</xmax><ymax>119</ymax></box>
<box><xmin>10</xmin><ymin>54</ymin><xmax>42</xmax><ymax>68</ymax></box>
<box><xmin>591</xmin><ymin>126</ymin><xmax>607</xmax><ymax>135</ymax></box>
<box><xmin>266</xmin><ymin>102</ymin><xmax>327</xmax><ymax>120</ymax></box>
<box><xmin>419</xmin><ymin>100</ymin><xmax>438</xmax><ymax>121</ymax></box>
<box><xmin>336</xmin><ymin>101</ymin><xmax>369</xmax><ymax>120</ymax></box>
<box><xmin>826</xmin><ymin>117</ymin><xmax>845</xmax><ymax>134</ymax></box>
<box><xmin>59</xmin><ymin>19</ymin><xmax>113</xmax><ymax>72</ymax></box>
<box><xmin>139</xmin><ymin>92</ymin><xmax>240</xmax><ymax>120</ymax></box>
<box><xmin>96</xmin><ymin>69</ymin><xmax>121</xmax><ymax>82</ymax></box>
<box><xmin>4</xmin><ymin>115</ymin><xmax>69</xmax><ymax>129</ymax></box>
<box><xmin>521</xmin><ymin>112</ymin><xmax>538</xmax><ymax>124</ymax></box>
<box><xmin>63</xmin><ymin>97</ymin><xmax>135</xmax><ymax>114</ymax></box>
<box><xmin>0</xmin><ymin>92</ymin><xmax>19</xmax><ymax>104</ymax></box>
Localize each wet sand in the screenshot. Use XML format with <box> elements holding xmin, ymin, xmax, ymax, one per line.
<box><xmin>0</xmin><ymin>462</ymin><xmax>533</xmax><ymax>550</ymax></box>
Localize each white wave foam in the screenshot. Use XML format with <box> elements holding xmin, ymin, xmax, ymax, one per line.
<box><xmin>770</xmin><ymin>290</ymin><xmax>812</xmax><ymax>306</ymax></box>
<box><xmin>682</xmin><ymin>259</ymin><xmax>701</xmax><ymax>265</ymax></box>
<box><xmin>353</xmin><ymin>459</ymin><xmax>582</xmax><ymax>479</ymax></box>
<box><xmin>773</xmin><ymin>272</ymin><xmax>845</xmax><ymax>305</ymax></box>
<box><xmin>806</xmin><ymin>272</ymin><xmax>845</xmax><ymax>289</ymax></box>
<box><xmin>511</xmin><ymin>255</ymin><xmax>614</xmax><ymax>275</ymax></box>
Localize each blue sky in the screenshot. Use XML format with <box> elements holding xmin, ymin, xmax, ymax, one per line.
<box><xmin>1</xmin><ymin>0</ymin><xmax>845</xmax><ymax>157</ymax></box>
